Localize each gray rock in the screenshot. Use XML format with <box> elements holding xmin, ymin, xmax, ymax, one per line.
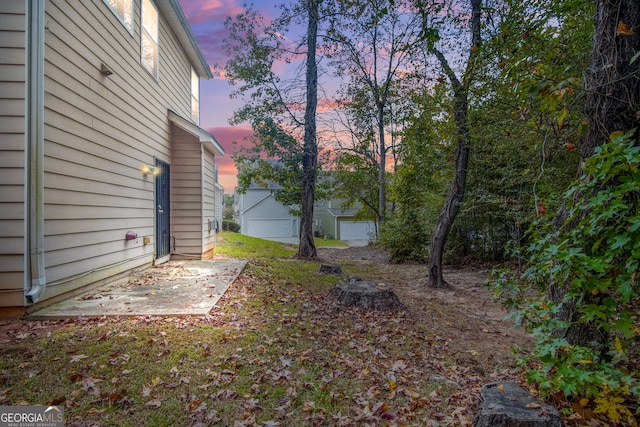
<box><xmin>472</xmin><ymin>382</ymin><xmax>564</xmax><ymax>427</ymax></box>
<box><xmin>319</xmin><ymin>264</ymin><xmax>343</xmax><ymax>275</ymax></box>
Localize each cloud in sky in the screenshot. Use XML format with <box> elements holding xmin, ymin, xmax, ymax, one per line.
<box><xmin>179</xmin><ymin>1</ymin><xmax>238</xmax><ymax>66</ymax></box>
<box><xmin>207</xmin><ymin>125</ymin><xmax>254</xmax><ymax>191</ymax></box>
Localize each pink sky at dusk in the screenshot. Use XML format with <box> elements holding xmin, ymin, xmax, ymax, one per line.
<box><xmin>177</xmin><ymin>0</ymin><xmax>284</xmax><ymax>193</ymax></box>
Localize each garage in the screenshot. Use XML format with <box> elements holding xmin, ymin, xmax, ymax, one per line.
<box><xmin>247</xmin><ymin>218</ymin><xmax>297</xmax><ymax>238</ymax></box>
<box><xmin>339</xmin><ymin>220</ymin><xmax>375</xmax><ymax>241</ymax></box>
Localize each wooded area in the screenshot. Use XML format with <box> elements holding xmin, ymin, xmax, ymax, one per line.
<box><xmin>221</xmin><ymin>0</ymin><xmax>639</xmax><ymax>422</ymax></box>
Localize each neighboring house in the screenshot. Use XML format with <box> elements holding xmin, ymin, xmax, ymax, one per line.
<box><xmin>233</xmin><ymin>181</ymin><xmax>375</xmax><ymax>243</ymax></box>
<box><xmin>0</xmin><ymin>0</ymin><xmax>224</xmax><ymax>312</ymax></box>
<box><xmin>233</xmin><ymin>182</ymin><xmax>299</xmax><ymax>241</ymax></box>
<box><xmin>314</xmin><ymin>199</ymin><xmax>376</xmax><ymax>242</ymax></box>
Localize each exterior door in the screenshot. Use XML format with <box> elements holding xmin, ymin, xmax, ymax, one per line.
<box><xmin>155</xmin><ymin>160</ymin><xmax>170</xmax><ymax>259</ymax></box>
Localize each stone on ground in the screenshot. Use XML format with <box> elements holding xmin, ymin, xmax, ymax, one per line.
<box><xmin>472</xmin><ymin>382</ymin><xmax>564</xmax><ymax>427</ymax></box>
<box><xmin>319</xmin><ymin>264</ymin><xmax>343</xmax><ymax>275</ymax></box>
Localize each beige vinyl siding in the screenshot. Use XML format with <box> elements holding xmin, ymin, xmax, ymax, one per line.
<box><xmin>0</xmin><ymin>0</ymin><xmax>26</xmax><ymax>305</ymax></box>
<box><xmin>214</xmin><ymin>182</ymin><xmax>224</xmax><ymax>233</ymax></box>
<box><xmin>202</xmin><ymin>148</ymin><xmax>216</xmax><ymax>257</ymax></box>
<box><xmin>171</xmin><ymin>126</ymin><xmax>205</xmax><ymax>258</ymax></box>
<box><xmin>37</xmin><ymin>0</ymin><xmax>201</xmax><ymax>301</ymax></box>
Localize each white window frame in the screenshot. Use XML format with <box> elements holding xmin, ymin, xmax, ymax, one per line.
<box><xmin>103</xmin><ymin>0</ymin><xmax>134</xmax><ymax>34</ymax></box>
<box><xmin>191</xmin><ymin>68</ymin><xmax>200</xmax><ymax>124</ymax></box>
<box><xmin>141</xmin><ymin>0</ymin><xmax>159</xmax><ymax>78</ymax></box>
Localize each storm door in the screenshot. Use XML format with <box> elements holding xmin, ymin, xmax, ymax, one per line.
<box><xmin>155</xmin><ymin>159</ymin><xmax>170</xmax><ymax>259</ymax></box>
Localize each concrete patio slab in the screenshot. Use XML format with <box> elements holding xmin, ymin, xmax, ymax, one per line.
<box><xmin>29</xmin><ymin>259</ymin><xmax>246</xmax><ymax>319</ymax></box>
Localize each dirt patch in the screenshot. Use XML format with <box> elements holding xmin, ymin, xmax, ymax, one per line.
<box><xmin>318</xmin><ymin>245</ymin><xmax>532</xmax><ymax>370</ymax></box>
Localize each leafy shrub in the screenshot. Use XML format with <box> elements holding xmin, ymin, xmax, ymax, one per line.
<box><xmin>381</xmin><ymin>209</ymin><xmax>431</xmax><ymax>263</ymax></box>
<box><xmin>222</xmin><ymin>220</ymin><xmax>241</xmax><ymax>233</ymax></box>
<box><xmin>491</xmin><ymin>131</ymin><xmax>640</xmax><ymax>422</ymax></box>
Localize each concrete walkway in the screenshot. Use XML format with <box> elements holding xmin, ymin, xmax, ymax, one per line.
<box><xmin>29</xmin><ymin>259</ymin><xmax>246</xmax><ymax>319</ymax></box>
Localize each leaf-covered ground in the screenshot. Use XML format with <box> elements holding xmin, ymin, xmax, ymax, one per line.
<box><xmin>1</xmin><ymin>244</ymin><xmax>536</xmax><ymax>426</ymax></box>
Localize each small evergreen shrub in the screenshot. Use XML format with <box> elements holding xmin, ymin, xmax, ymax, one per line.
<box><xmin>381</xmin><ymin>210</ymin><xmax>431</xmax><ymax>263</ymax></box>
<box><xmin>222</xmin><ymin>220</ymin><xmax>241</xmax><ymax>233</ymax></box>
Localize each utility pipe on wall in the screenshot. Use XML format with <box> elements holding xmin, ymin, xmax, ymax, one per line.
<box><xmin>25</xmin><ymin>0</ymin><xmax>46</xmax><ymax>304</ymax></box>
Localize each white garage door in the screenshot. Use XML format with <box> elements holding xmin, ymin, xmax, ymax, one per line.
<box><xmin>247</xmin><ymin>219</ymin><xmax>295</xmax><ymax>238</ymax></box>
<box><xmin>339</xmin><ymin>221</ymin><xmax>375</xmax><ymax>240</ymax></box>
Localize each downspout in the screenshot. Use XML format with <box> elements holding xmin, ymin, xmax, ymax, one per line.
<box><xmin>25</xmin><ymin>0</ymin><xmax>46</xmax><ymax>304</ymax></box>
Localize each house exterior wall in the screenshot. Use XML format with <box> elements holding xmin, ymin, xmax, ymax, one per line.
<box><xmin>0</xmin><ymin>1</ymin><xmax>27</xmax><ymax>307</ymax></box>
<box><xmin>214</xmin><ymin>181</ymin><xmax>224</xmax><ymax>233</ymax></box>
<box><xmin>236</xmin><ymin>189</ymin><xmax>299</xmax><ymax>239</ymax></box>
<box><xmin>201</xmin><ymin>146</ymin><xmax>217</xmax><ymax>258</ymax></box>
<box><xmin>40</xmin><ymin>0</ymin><xmax>199</xmax><ymax>301</ymax></box>
<box><xmin>338</xmin><ymin>220</ymin><xmax>376</xmax><ymax>241</ymax></box>
<box><xmin>312</xmin><ymin>201</ymin><xmax>335</xmax><ymax>239</ymax></box>
<box><xmin>313</xmin><ymin>199</ymin><xmax>376</xmax><ymax>241</ymax></box>
<box><xmin>170</xmin><ymin>125</ymin><xmax>221</xmax><ymax>260</ymax></box>
<box><xmin>0</xmin><ymin>0</ymin><xmax>221</xmax><ymax>308</ymax></box>
<box><xmin>171</xmin><ymin>125</ymin><xmax>203</xmax><ymax>258</ymax></box>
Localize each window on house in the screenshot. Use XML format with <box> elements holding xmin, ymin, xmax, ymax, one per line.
<box><xmin>104</xmin><ymin>0</ymin><xmax>133</xmax><ymax>32</ymax></box>
<box><xmin>141</xmin><ymin>0</ymin><xmax>159</xmax><ymax>77</ymax></box>
<box><xmin>191</xmin><ymin>68</ymin><xmax>199</xmax><ymax>123</ymax></box>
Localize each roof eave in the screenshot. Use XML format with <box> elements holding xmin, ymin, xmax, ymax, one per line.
<box><xmin>168</xmin><ymin>110</ymin><xmax>225</xmax><ymax>156</ymax></box>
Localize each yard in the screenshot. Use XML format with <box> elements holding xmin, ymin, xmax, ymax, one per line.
<box><xmin>0</xmin><ymin>232</ymin><xmax>534</xmax><ymax>426</ymax></box>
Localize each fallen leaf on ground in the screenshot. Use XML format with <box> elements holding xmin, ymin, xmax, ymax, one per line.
<box><xmin>145</xmin><ymin>398</ymin><xmax>162</xmax><ymax>408</ymax></box>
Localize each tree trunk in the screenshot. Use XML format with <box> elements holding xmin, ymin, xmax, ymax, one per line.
<box><xmin>378</xmin><ymin>102</ymin><xmax>387</xmax><ymax>225</ymax></box>
<box><xmin>428</xmin><ymin>93</ymin><xmax>470</xmax><ymax>288</ymax></box>
<box><xmin>297</xmin><ymin>0</ymin><xmax>319</xmax><ymax>259</ymax></box>
<box><xmin>426</xmin><ymin>0</ymin><xmax>481</xmax><ymax>288</ymax></box>
<box><xmin>580</xmin><ymin>0</ymin><xmax>640</xmax><ymax>157</ymax></box>
<box><xmin>550</xmin><ymin>0</ymin><xmax>640</xmax><ymax>351</ymax></box>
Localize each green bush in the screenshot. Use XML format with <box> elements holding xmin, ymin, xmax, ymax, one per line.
<box><xmin>491</xmin><ymin>131</ymin><xmax>639</xmax><ymax>423</ymax></box>
<box><xmin>381</xmin><ymin>209</ymin><xmax>431</xmax><ymax>263</ymax></box>
<box><xmin>222</xmin><ymin>220</ymin><xmax>241</xmax><ymax>233</ymax></box>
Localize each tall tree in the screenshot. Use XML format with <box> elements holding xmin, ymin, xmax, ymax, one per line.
<box><xmin>580</xmin><ymin>0</ymin><xmax>640</xmax><ymax>156</ymax></box>
<box><xmin>490</xmin><ymin>0</ymin><xmax>640</xmax><ymax>413</ymax></box>
<box><xmin>223</xmin><ymin>2</ymin><xmax>324</xmax><ymax>258</ymax></box>
<box><xmin>325</xmin><ymin>0</ymin><xmax>424</xmax><ymax>224</ymax></box>
<box><xmin>384</xmin><ymin>82</ymin><xmax>452</xmax><ymax>262</ymax></box>
<box><xmin>299</xmin><ymin>0</ymin><xmax>320</xmax><ymax>258</ymax></box>
<box><xmin>420</xmin><ymin>0</ymin><xmax>483</xmax><ymax>288</ymax></box>
<box><xmin>550</xmin><ymin>0</ymin><xmax>640</xmax><ymax>350</ymax></box>
<box><xmin>452</xmin><ymin>0</ymin><xmax>591</xmax><ymax>262</ymax></box>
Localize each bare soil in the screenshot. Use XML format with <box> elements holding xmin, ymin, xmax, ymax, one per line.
<box><xmin>318</xmin><ymin>245</ymin><xmax>533</xmax><ymax>370</ymax></box>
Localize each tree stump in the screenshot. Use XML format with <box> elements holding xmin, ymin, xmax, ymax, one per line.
<box><xmin>472</xmin><ymin>382</ymin><xmax>564</xmax><ymax>427</ymax></box>
<box><xmin>319</xmin><ymin>264</ymin><xmax>343</xmax><ymax>275</ymax></box>
<box><xmin>327</xmin><ymin>277</ymin><xmax>406</xmax><ymax>311</ymax></box>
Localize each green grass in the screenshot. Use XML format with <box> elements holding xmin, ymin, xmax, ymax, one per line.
<box><xmin>215</xmin><ymin>231</ymin><xmax>348</xmax><ymax>259</ymax></box>
<box><xmin>314</xmin><ymin>237</ymin><xmax>348</xmax><ymax>247</ymax></box>
<box><xmin>215</xmin><ymin>231</ymin><xmax>297</xmax><ymax>258</ymax></box>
